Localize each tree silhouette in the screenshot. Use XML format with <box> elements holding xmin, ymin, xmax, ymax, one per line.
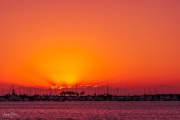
<box><xmin>80</xmin><ymin>91</ymin><xmax>85</xmax><ymax>96</ymax></box>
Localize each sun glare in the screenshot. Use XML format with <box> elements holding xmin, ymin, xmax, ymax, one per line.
<box><xmin>24</xmin><ymin>47</ymin><xmax>108</xmax><ymax>87</ymax></box>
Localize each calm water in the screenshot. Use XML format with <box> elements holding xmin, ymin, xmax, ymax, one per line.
<box><xmin>0</xmin><ymin>101</ymin><xmax>180</xmax><ymax>120</ymax></box>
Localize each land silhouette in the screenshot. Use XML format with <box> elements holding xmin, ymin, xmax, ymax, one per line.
<box><xmin>0</xmin><ymin>88</ymin><xmax>179</xmax><ymax>101</ymax></box>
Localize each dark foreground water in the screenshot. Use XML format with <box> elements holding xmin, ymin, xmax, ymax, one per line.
<box><xmin>0</xmin><ymin>101</ymin><xmax>180</xmax><ymax>120</ymax></box>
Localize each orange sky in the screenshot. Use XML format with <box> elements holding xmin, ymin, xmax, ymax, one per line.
<box><xmin>0</xmin><ymin>0</ymin><xmax>180</xmax><ymax>91</ymax></box>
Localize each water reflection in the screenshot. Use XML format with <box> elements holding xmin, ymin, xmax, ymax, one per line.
<box><xmin>0</xmin><ymin>101</ymin><xmax>180</xmax><ymax>119</ymax></box>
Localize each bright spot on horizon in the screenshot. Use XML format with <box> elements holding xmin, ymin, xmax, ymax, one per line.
<box><xmin>20</xmin><ymin>47</ymin><xmax>112</xmax><ymax>87</ymax></box>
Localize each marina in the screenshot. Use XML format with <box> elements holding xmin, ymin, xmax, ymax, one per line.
<box><xmin>0</xmin><ymin>89</ymin><xmax>179</xmax><ymax>102</ymax></box>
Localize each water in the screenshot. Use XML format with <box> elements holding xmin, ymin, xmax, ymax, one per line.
<box><xmin>0</xmin><ymin>101</ymin><xmax>180</xmax><ymax>120</ymax></box>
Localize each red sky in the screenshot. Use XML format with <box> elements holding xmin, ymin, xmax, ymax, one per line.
<box><xmin>0</xmin><ymin>0</ymin><xmax>180</xmax><ymax>92</ymax></box>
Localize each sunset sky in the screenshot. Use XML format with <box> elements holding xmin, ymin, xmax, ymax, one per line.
<box><xmin>0</xmin><ymin>0</ymin><xmax>180</xmax><ymax>92</ymax></box>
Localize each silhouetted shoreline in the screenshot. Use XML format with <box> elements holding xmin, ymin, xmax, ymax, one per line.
<box><xmin>0</xmin><ymin>89</ymin><xmax>179</xmax><ymax>102</ymax></box>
